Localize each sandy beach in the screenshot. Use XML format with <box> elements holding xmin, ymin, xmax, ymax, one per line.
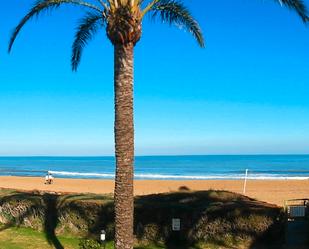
<box><xmin>0</xmin><ymin>176</ymin><xmax>308</xmax><ymax>206</ymax></box>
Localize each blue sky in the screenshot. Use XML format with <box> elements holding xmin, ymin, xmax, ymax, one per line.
<box><xmin>0</xmin><ymin>0</ymin><xmax>309</xmax><ymax>156</ymax></box>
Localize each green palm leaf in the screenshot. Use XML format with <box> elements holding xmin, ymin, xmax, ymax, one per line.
<box><xmin>149</xmin><ymin>0</ymin><xmax>204</xmax><ymax>48</ymax></box>
<box><xmin>71</xmin><ymin>12</ymin><xmax>104</xmax><ymax>71</ymax></box>
<box><xmin>8</xmin><ymin>0</ymin><xmax>102</xmax><ymax>52</ymax></box>
<box><xmin>277</xmin><ymin>0</ymin><xmax>308</xmax><ymax>22</ymax></box>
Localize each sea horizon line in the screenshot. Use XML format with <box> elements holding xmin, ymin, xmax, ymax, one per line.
<box><xmin>0</xmin><ymin>153</ymin><xmax>309</xmax><ymax>158</ymax></box>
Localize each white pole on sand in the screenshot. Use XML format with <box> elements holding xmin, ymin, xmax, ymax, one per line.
<box><xmin>243</xmin><ymin>169</ymin><xmax>248</xmax><ymax>194</ymax></box>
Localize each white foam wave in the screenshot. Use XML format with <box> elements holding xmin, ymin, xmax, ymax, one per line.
<box><xmin>49</xmin><ymin>171</ymin><xmax>114</xmax><ymax>177</ymax></box>
<box><xmin>48</xmin><ymin>171</ymin><xmax>309</xmax><ymax>180</ymax></box>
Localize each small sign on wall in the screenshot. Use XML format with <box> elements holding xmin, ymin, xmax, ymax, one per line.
<box><xmin>172</xmin><ymin>218</ymin><xmax>181</xmax><ymax>231</ymax></box>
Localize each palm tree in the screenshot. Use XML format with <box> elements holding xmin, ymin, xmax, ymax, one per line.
<box><xmin>8</xmin><ymin>0</ymin><xmax>308</xmax><ymax>249</ymax></box>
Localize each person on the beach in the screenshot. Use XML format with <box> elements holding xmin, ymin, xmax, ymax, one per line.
<box><xmin>44</xmin><ymin>173</ymin><xmax>49</xmax><ymax>184</ymax></box>
<box><xmin>44</xmin><ymin>171</ymin><xmax>54</xmax><ymax>184</ymax></box>
<box><xmin>48</xmin><ymin>172</ymin><xmax>54</xmax><ymax>184</ymax></box>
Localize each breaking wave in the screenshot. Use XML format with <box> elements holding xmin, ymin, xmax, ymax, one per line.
<box><xmin>48</xmin><ymin>170</ymin><xmax>309</xmax><ymax>180</ymax></box>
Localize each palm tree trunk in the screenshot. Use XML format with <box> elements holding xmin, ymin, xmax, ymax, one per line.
<box><xmin>114</xmin><ymin>43</ymin><xmax>135</xmax><ymax>249</ymax></box>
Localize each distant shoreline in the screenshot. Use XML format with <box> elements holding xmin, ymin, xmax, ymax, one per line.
<box><xmin>0</xmin><ymin>176</ymin><xmax>308</xmax><ymax>207</ymax></box>
<box><xmin>2</xmin><ymin>173</ymin><xmax>309</xmax><ymax>181</ymax></box>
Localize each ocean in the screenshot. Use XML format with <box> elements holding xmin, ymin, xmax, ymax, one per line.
<box><xmin>0</xmin><ymin>155</ymin><xmax>309</xmax><ymax>180</ymax></box>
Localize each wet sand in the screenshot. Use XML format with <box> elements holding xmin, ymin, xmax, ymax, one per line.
<box><xmin>0</xmin><ymin>176</ymin><xmax>308</xmax><ymax>206</ymax></box>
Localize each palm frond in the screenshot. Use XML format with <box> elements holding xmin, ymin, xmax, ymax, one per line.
<box><xmin>276</xmin><ymin>0</ymin><xmax>309</xmax><ymax>22</ymax></box>
<box><xmin>8</xmin><ymin>0</ymin><xmax>102</xmax><ymax>52</ymax></box>
<box><xmin>96</xmin><ymin>0</ymin><xmax>109</xmax><ymax>10</ymax></box>
<box><xmin>71</xmin><ymin>12</ymin><xmax>104</xmax><ymax>71</ymax></box>
<box><xmin>149</xmin><ymin>0</ymin><xmax>204</xmax><ymax>47</ymax></box>
<box><xmin>142</xmin><ymin>0</ymin><xmax>158</xmax><ymax>16</ymax></box>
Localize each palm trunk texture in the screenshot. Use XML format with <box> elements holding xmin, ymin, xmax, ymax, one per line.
<box><xmin>114</xmin><ymin>43</ymin><xmax>135</xmax><ymax>249</ymax></box>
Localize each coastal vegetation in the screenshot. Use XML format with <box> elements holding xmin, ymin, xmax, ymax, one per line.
<box><xmin>0</xmin><ymin>188</ymin><xmax>284</xmax><ymax>249</ymax></box>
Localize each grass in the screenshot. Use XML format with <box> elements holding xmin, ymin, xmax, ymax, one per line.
<box><xmin>0</xmin><ymin>225</ymin><xmax>232</xmax><ymax>249</ymax></box>
<box><xmin>0</xmin><ymin>226</ymin><xmax>79</xmax><ymax>249</ymax></box>
<box><xmin>0</xmin><ymin>226</ymin><xmax>168</xmax><ymax>249</ymax></box>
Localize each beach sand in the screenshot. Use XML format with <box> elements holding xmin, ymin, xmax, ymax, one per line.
<box><xmin>0</xmin><ymin>176</ymin><xmax>308</xmax><ymax>206</ymax></box>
